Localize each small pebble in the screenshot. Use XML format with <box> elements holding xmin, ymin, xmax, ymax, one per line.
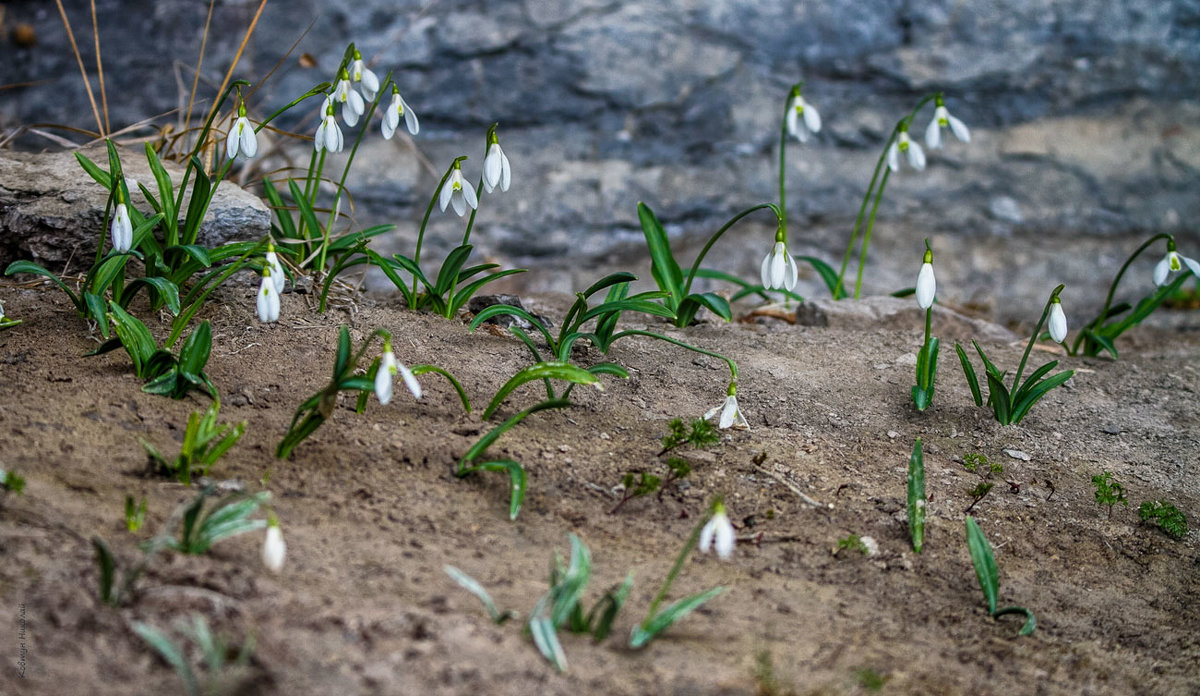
<box><xmin>1003</xmin><ymin>449</ymin><xmax>1031</xmax><ymax>461</ymax></box>
<box><xmin>1102</xmin><ymin>425</ymin><xmax>1122</xmax><ymax>435</ymax></box>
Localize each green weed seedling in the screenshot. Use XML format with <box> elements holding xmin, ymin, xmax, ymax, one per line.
<box><xmin>1070</xmin><ymin>234</ymin><xmax>1199</xmax><ymax>359</ymax></box>
<box><xmin>133</xmin><ymin>614</ymin><xmax>255</xmax><ymax>696</ymax></box>
<box><xmin>125</xmin><ymin>495</ymin><xmax>148</xmax><ymax>532</ymax></box>
<box><xmin>956</xmin><ymin>285</ymin><xmax>1074</xmax><ymax>425</ymax></box>
<box><xmin>93</xmin><ymin>533</ymin><xmax>164</xmax><ymax>607</ymax></box>
<box><xmin>610</xmin><ymin>418</ymin><xmax>718</xmax><ymax>514</ymax></box>
<box><xmin>277</xmin><ymin>326</ymin><xmax>467</xmax><ymax>459</ymax></box>
<box><xmin>964</xmin><ymin>517</ymin><xmax>1036</xmax><ymax>636</ymax></box>
<box><xmin>1092</xmin><ymin>472</ymin><xmax>1128</xmax><ymax>518</ymax></box>
<box><xmin>88</xmin><ymin>307</ymin><xmax>215</xmax><ymax>399</ymax></box>
<box><xmin>140</xmin><ymin>401</ymin><xmax>246</xmax><ymax>484</ymax></box>
<box><xmin>1138</xmin><ymin>500</ymin><xmax>1188</xmax><ymax>540</ymax></box>
<box><xmin>1</xmin><ymin>468</ymin><xmax>25</xmax><ymax>496</ymax></box>
<box><xmin>963</xmin><ymin>453</ymin><xmax>1003</xmax><ymax>514</ymax></box>
<box><xmin>835</xmin><ymin>534</ymin><xmax>870</xmax><ymax>556</ymax></box>
<box><xmin>908</xmin><ymin>439</ymin><xmax>926</xmax><ymax>553</ymax></box>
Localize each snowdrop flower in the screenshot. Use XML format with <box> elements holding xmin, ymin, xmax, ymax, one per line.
<box><xmin>381</xmin><ymin>85</ymin><xmax>419</xmax><ymax>139</ymax></box>
<box><xmin>314</xmin><ymin>101</ymin><xmax>344</xmax><ymax>153</ymax></box>
<box><xmin>916</xmin><ymin>243</ymin><xmax>936</xmax><ymax>309</ymax></box>
<box><xmin>375</xmin><ymin>341</ymin><xmax>422</xmax><ymax>404</ymax></box>
<box><xmin>265</xmin><ymin>242</ymin><xmax>285</xmax><ymax>294</ymax></box>
<box><xmin>698</xmin><ymin>501</ymin><xmax>735</xmax><ymax>560</ymax></box>
<box><xmin>887</xmin><ymin>128</ymin><xmax>926</xmax><ymax>172</ymax></box>
<box><xmin>760</xmin><ymin>236</ymin><xmax>798</xmax><ymax>292</ymax></box>
<box><xmin>225</xmin><ymin>102</ymin><xmax>258</xmax><ymax>160</ymax></box>
<box><xmin>705</xmin><ymin>383</ymin><xmax>749</xmax><ymax>430</ymax></box>
<box><xmin>256</xmin><ymin>266</ymin><xmax>280</xmax><ymax>323</ymax></box>
<box><xmin>349</xmin><ymin>49</ymin><xmax>379</xmax><ymax>101</ymax></box>
<box><xmin>1152</xmin><ymin>241</ymin><xmax>1200</xmax><ymax>287</ymax></box>
<box><xmin>1048</xmin><ymin>297</ymin><xmax>1068</xmax><ymax>343</ymax></box>
<box><xmin>110</xmin><ymin>194</ymin><xmax>132</xmax><ymax>253</ymax></box>
<box><xmin>483</xmin><ymin>126</ymin><xmax>511</xmax><ymax>194</ymax></box>
<box><xmin>925</xmin><ymin>96</ymin><xmax>970</xmax><ymax>150</ymax></box>
<box><xmin>262</xmin><ymin>517</ymin><xmax>286</xmax><ymax>572</ymax></box>
<box><xmin>785</xmin><ymin>86</ymin><xmax>822</xmax><ymax>143</ymax></box>
<box><xmin>332</xmin><ymin>69</ymin><xmax>365</xmax><ymax>127</ymax></box>
<box><xmin>438</xmin><ymin>160</ymin><xmax>478</xmax><ymax>217</ymax></box>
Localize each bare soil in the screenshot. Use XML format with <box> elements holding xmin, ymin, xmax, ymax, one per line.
<box><xmin>1</xmin><ymin>280</ymin><xmax>1197</xmax><ymax>696</ymax></box>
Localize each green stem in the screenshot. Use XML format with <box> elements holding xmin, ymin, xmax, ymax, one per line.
<box><xmin>681</xmin><ymin>204</ymin><xmax>778</xmax><ymax>296</ymax></box>
<box><xmin>853</xmin><ymin>167</ymin><xmax>891</xmax><ymax>298</ymax></box>
<box><xmin>1012</xmin><ymin>284</ymin><xmax>1064</xmax><ymax>391</ymax></box>
<box><xmin>611</xmin><ymin>329</ymin><xmax>738</xmax><ymax>380</ymax></box>
<box><xmin>1069</xmin><ymin>233</ymin><xmax>1172</xmax><ymax>354</ymax></box>
<box><xmin>920</xmin><ymin>306</ymin><xmax>933</xmax><ymax>386</ymax></box>
<box><xmin>412</xmin><ymin>161</ymin><xmax>462</xmax><ymax>303</ymax></box>
<box><xmin>445</xmin><ymin>175</ymin><xmax>487</xmax><ymax>318</ymax></box>
<box><xmin>777</xmin><ymin>94</ymin><xmax>791</xmax><ymax>241</ymax></box>
<box><xmin>835</xmin><ymin>137</ymin><xmax>892</xmax><ymax>299</ymax></box>
<box><xmin>642</xmin><ymin>514</ymin><xmax>708</xmax><ymax>625</ymax></box>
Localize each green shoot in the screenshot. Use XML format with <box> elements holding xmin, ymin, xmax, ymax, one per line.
<box><xmin>124</xmin><ymin>495</ymin><xmax>147</xmax><ymax>532</ymax></box>
<box><xmin>835</xmin><ymin>534</ymin><xmax>870</xmax><ymax>556</ymax></box>
<box><xmin>0</xmin><ymin>468</ymin><xmax>26</xmax><ymax>495</ymax></box>
<box><xmin>140</xmin><ymin>401</ymin><xmax>246</xmax><ymax>484</ymax></box>
<box><xmin>955</xmin><ymin>285</ymin><xmax>1075</xmax><ymax>425</ymax></box>
<box><xmin>1138</xmin><ymin>500</ymin><xmax>1188</xmax><ymax>540</ymax></box>
<box><xmin>963</xmin><ymin>453</ymin><xmax>1002</xmax><ymax>514</ymax></box>
<box><xmin>911</xmin><ymin>239</ymin><xmax>939</xmax><ymax>411</ymax></box>
<box><xmin>162</xmin><ymin>487</ymin><xmax>269</xmax><ymax>555</ymax></box>
<box><xmin>1091</xmin><ymin>472</ymin><xmax>1128</xmax><ymax>518</ymax></box>
<box><xmin>132</xmin><ymin>614</ymin><xmax>255</xmax><ymax>696</ymax></box>
<box><xmin>658</xmin><ymin>417</ymin><xmax>720</xmax><ymax>455</ymax></box>
<box><xmin>443</xmin><ymin>565</ymin><xmax>517</xmax><ymax>625</ymax></box>
<box><xmin>964</xmin><ymin>516</ymin><xmax>1036</xmax><ymax>636</ymax></box>
<box><xmin>88</xmin><ymin>309</ymin><xmax>216</xmax><ymax>400</ymax></box>
<box><xmin>907</xmin><ymin>439</ymin><xmax>926</xmax><ymax>553</ymax></box>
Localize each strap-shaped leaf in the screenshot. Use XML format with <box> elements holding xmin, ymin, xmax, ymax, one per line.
<box><xmin>106</xmin><ymin>302</ymin><xmax>158</xmax><ymax>377</ymax></box>
<box><xmin>75</xmin><ymin>151</ymin><xmax>112</xmax><ymax>189</ymax></box>
<box><xmin>587</xmin><ymin>573</ymin><xmax>634</xmax><ymax>642</ymax></box>
<box><xmin>629</xmin><ymin>586</ymin><xmax>724</xmax><ymax>649</ymax></box>
<box><xmin>178</xmin><ymin>321</ymin><xmax>212</xmax><ymax>379</ymax></box>
<box><xmin>286</xmin><ymin>179</ymin><xmax>324</xmax><ymax>243</ymax></box>
<box><xmin>578</xmin><ymin>298</ymin><xmax>675</xmax><ymax>325</ymax></box>
<box><xmin>127</xmin><ymin>277</ymin><xmax>181</xmax><ymax>315</ymax></box>
<box><xmin>1016</xmin><ymin>359</ymin><xmax>1058</xmax><ymax>398</ymax></box>
<box><xmin>6</xmin><ymin>260</ymin><xmax>82</xmax><ymax>307</ymax></box>
<box><xmin>458</xmin><ymin>457</ymin><xmax>525</xmax><ymax>515</ymax></box>
<box><xmin>450</xmin><ymin>268</ymin><xmax>528</xmax><ymax>315</ymax></box>
<box><xmin>484</xmin><ymin>362</ymin><xmax>598</xmax><ymax>420</ymax></box>
<box><xmin>144</xmin><ymin>143</ymin><xmax>178</xmax><ymax>242</ymax></box>
<box><xmin>1081</xmin><ymin>328</ymin><xmax>1118</xmax><ymax>360</ymax></box>
<box><xmin>984</xmin><ymin>371</ymin><xmax>1013</xmax><ymax>425</ymax></box>
<box><xmin>332</xmin><ymin>326</ymin><xmax>353</xmax><ymax>378</ymax></box>
<box><xmin>1009</xmin><ymin>370</ymin><xmax>1074</xmax><ymax>425</ymax></box>
<box><xmin>93</xmin><ymin>537</ymin><xmax>117</xmax><ymax>604</ymax></box>
<box><xmin>434</xmin><ymin>244</ymin><xmax>475</xmax><ymax>295</ymax></box>
<box><xmin>468</xmin><ymin>305</ymin><xmax>555</xmax><ymax>348</ymax></box>
<box><xmin>994</xmin><ymin>606</ymin><xmax>1037</xmax><ymax>636</ymax></box>
<box><xmin>965</xmin><ymin>516</ymin><xmax>999</xmax><ymax>614</ymax></box>
<box><xmin>411</xmin><ymin>364</ymin><xmax>472</xmax><ymax>412</ymax></box>
<box><xmin>955</xmin><ymin>342</ymin><xmax>983</xmax><ymax>407</ymax></box>
<box><xmin>581</xmin><ymin>271</ymin><xmax>638</xmax><ymax>299</ymax></box>
<box><xmin>908</xmin><ymin>439</ymin><xmax>926</xmax><ymax>553</ymax></box>
<box><xmin>444</xmin><ymin>565</ymin><xmax>514</xmax><ymax>624</ymax></box>
<box><xmin>676</xmin><ymin>292</ymin><xmax>732</xmax><ymax>327</ymax></box>
<box><xmin>796</xmin><ymin>255</ymin><xmax>846</xmax><ymax>299</ymax></box>
<box><xmin>972</xmin><ymin>340</ymin><xmax>1006</xmax><ymax>381</ymax></box>
<box><xmin>638</xmin><ymin>202</ymin><xmax>683</xmax><ymax>306</ymax></box>
<box><xmin>529</xmin><ymin>614</ymin><xmax>568</xmax><ymax>672</ymax></box>
<box><xmin>132</xmin><ymin>622</ymin><xmax>198</xmax><ymax>696</ymax></box>
<box><xmin>263</xmin><ymin>179</ymin><xmax>297</xmax><ymax>239</ymax></box>
<box><xmin>388</xmin><ymin>253</ymin><xmax>436</xmax><ymax>294</ymax></box>
<box><xmin>327</xmin><ymin>224</ymin><xmax>395</xmax><ymax>253</ymax></box>
<box><xmin>459</xmin><ymin>399</ymin><xmax>572</xmax><ymax>467</ymax></box>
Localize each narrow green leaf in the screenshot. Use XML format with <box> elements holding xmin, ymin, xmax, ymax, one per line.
<box><xmin>484</xmin><ymin>362</ymin><xmax>599</xmax><ymax>420</ymax></box>
<box><xmin>588</xmin><ymin>573</ymin><xmax>634</xmax><ymax>642</ymax></box>
<box><xmin>908</xmin><ymin>439</ymin><xmax>926</xmax><ymax>553</ymax></box>
<box><xmin>629</xmin><ymin>586</ymin><xmax>724</xmax><ymax>649</ymax></box>
<box><xmin>450</xmin><ymin>268</ymin><xmax>528</xmax><ymax>315</ymax></box>
<box><xmin>434</xmin><ymin>244</ymin><xmax>474</xmax><ymax>296</ymax></box>
<box><xmin>955</xmin><ymin>343</ymin><xmax>983</xmax><ymax>407</ymax></box>
<box><xmin>460</xmin><ymin>459</ymin><xmax>527</xmax><ymax>519</ymax></box>
<box><xmin>286</xmin><ymin>179</ymin><xmax>323</xmax><ymax>244</ymax></box>
<box><xmin>132</xmin><ymin>623</ymin><xmax>199</xmax><ymax>696</ymax></box>
<box><xmin>529</xmin><ymin>616</ymin><xmax>568</xmax><ymax>672</ymax></box>
<box><xmin>965</xmin><ymin>516</ymin><xmax>999</xmax><ymax>615</ymax></box>
<box><xmin>5</xmin><ymin>260</ymin><xmax>82</xmax><ymax>307</ymax></box>
<box><xmin>638</xmin><ymin>202</ymin><xmax>683</xmax><ymax>306</ymax></box>
<box><xmin>410</xmin><ymin>364</ymin><xmax>472</xmax><ymax>413</ymax></box>
<box><xmin>581</xmin><ymin>271</ymin><xmax>638</xmax><ymax>299</ymax></box>
<box><xmin>92</xmin><ymin>537</ymin><xmax>116</xmax><ymax>604</ymax></box>
<box><xmin>178</xmin><ymin>321</ymin><xmax>212</xmax><ymax>378</ymax></box>
<box><xmin>468</xmin><ymin>305</ymin><xmax>555</xmax><ymax>348</ymax></box>
<box><xmin>994</xmin><ymin>606</ymin><xmax>1037</xmax><ymax>636</ymax></box>
<box><xmin>1009</xmin><ymin>370</ymin><xmax>1074</xmax><ymax>425</ymax></box>
<box><xmin>263</xmin><ymin>179</ymin><xmax>297</xmax><ymax>239</ymax></box>
<box><xmin>459</xmin><ymin>399</ymin><xmax>572</xmax><ymax>467</ymax></box>
<box><xmin>128</xmin><ymin>277</ymin><xmax>181</xmax><ymax>315</ymax></box>
<box><xmin>75</xmin><ymin>151</ymin><xmax>112</xmax><ymax>189</ymax></box>
<box><xmin>444</xmin><ymin>565</ymin><xmax>514</xmax><ymax>624</ymax></box>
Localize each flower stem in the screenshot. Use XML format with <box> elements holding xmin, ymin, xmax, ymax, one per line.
<box><xmin>681</xmin><ymin>204</ymin><xmax>779</xmax><ymax>296</ymax></box>
<box><xmin>1069</xmin><ymin>233</ymin><xmax>1172</xmax><ymax>355</ymax></box>
<box><xmin>641</xmin><ymin>513</ymin><xmax>709</xmax><ymax>626</ymax></box>
<box><xmin>853</xmin><ymin>167</ymin><xmax>891</xmax><ymax>298</ymax></box>
<box><xmin>611</xmin><ymin>329</ymin><xmax>738</xmax><ymax>380</ymax></box>
<box><xmin>1012</xmin><ymin>284</ymin><xmax>1064</xmax><ymax>391</ymax></box>
<box><xmin>412</xmin><ymin>160</ymin><xmax>462</xmax><ymax>304</ymax></box>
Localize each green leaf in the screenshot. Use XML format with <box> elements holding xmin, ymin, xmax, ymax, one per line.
<box><xmin>263</xmin><ymin>179</ymin><xmax>297</xmax><ymax>240</ymax></box>
<box><xmin>1009</xmin><ymin>369</ymin><xmax>1074</xmax><ymax>425</ymax></box>
<box><xmin>133</xmin><ymin>622</ymin><xmax>199</xmax><ymax>696</ymax></box>
<box><xmin>1081</xmin><ymin>329</ymin><xmax>1118</xmax><ymax>360</ymax></box>
<box><xmin>577</xmin><ymin>297</ymin><xmax>675</xmax><ymax>325</ymax></box>
<box><xmin>450</xmin><ymin>269</ymin><xmax>528</xmax><ymax>315</ymax></box>
<box><xmin>638</xmin><ymin>202</ymin><xmax>683</xmax><ymax>308</ymax></box>
<box><xmin>5</xmin><ymin>260</ymin><xmax>82</xmax><ymax>307</ymax></box>
<box><xmin>106</xmin><ymin>303</ymin><xmax>159</xmax><ymax>377</ymax></box>
<box><xmin>955</xmin><ymin>342</ymin><xmax>983</xmax><ymax>407</ymax></box>
<box><xmin>994</xmin><ymin>606</ymin><xmax>1037</xmax><ymax>636</ymax></box>
<box><xmin>629</xmin><ymin>586</ymin><xmax>724</xmax><ymax>648</ymax></box>
<box><xmin>483</xmin><ymin>362</ymin><xmax>599</xmax><ymax>420</ymax></box>
<box><xmin>468</xmin><ymin>305</ymin><xmax>555</xmax><ymax>348</ymax></box>
<box><xmin>907</xmin><ymin>439</ymin><xmax>926</xmax><ymax>554</ymax></box>
<box><xmin>444</xmin><ymin>565</ymin><xmax>515</xmax><ymax>625</ymax></box>
<box><xmin>164</xmin><ymin>244</ymin><xmax>213</xmax><ymax>269</ymax></box>
<box><xmin>127</xmin><ymin>276</ymin><xmax>181</xmax><ymax>315</ymax></box>
<box><xmin>796</xmin><ymin>255</ymin><xmax>846</xmax><ymax>299</ymax></box>
<box><xmin>333</xmin><ymin>326</ymin><xmax>353</xmax><ymax>378</ymax></box>
<box><xmin>460</xmin><ymin>459</ymin><xmax>527</xmax><ymax>519</ymax></box>
<box><xmin>459</xmin><ymin>399</ymin><xmax>572</xmax><ymax>467</ymax></box>
<box><xmin>287</xmin><ymin>179</ymin><xmax>324</xmax><ymax>244</ymax></box>
<box><xmin>581</xmin><ymin>271</ymin><xmax>639</xmax><ymax>299</ymax></box>
<box><xmin>178</xmin><ymin>321</ymin><xmax>212</xmax><ymax>379</ymax></box>
<box><xmin>180</xmin><ymin>165</ymin><xmax>213</xmax><ymax>246</ymax></box>
<box><xmin>92</xmin><ymin>537</ymin><xmax>116</xmax><ymax>604</ymax></box>
<box><xmin>434</xmin><ymin>244</ymin><xmax>474</xmax><ymax>296</ymax></box>
<box><xmin>587</xmin><ymin>573</ymin><xmax>633</xmax><ymax>642</ymax></box>
<box><xmin>75</xmin><ymin>151</ymin><xmax>112</xmax><ymax>189</ymax></box>
<box><xmin>328</xmin><ymin>224</ymin><xmax>394</xmax><ymax>252</ymax></box>
<box><xmin>676</xmin><ymin>292</ymin><xmax>732</xmax><ymax>327</ymax></box>
<box><xmin>388</xmin><ymin>253</ymin><xmax>435</xmax><ymax>295</ymax></box>
<box><xmin>529</xmin><ymin>615</ymin><xmax>568</xmax><ymax>672</ymax></box>
<box><xmin>984</xmin><ymin>370</ymin><xmax>1013</xmax><ymax>425</ymax></box>
<box><xmin>1015</xmin><ymin>360</ymin><xmax>1058</xmax><ymax>398</ymax></box>
<box><xmin>144</xmin><ymin>142</ymin><xmax>178</xmax><ymax>242</ymax></box>
<box><xmin>410</xmin><ymin>364</ymin><xmax>471</xmax><ymax>413</ymax></box>
<box><xmin>965</xmin><ymin>516</ymin><xmax>999</xmax><ymax>615</ymax></box>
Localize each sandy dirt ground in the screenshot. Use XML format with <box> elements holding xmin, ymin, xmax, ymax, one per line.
<box><xmin>0</xmin><ymin>276</ymin><xmax>1197</xmax><ymax>695</ymax></box>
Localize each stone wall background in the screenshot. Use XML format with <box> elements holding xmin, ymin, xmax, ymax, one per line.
<box><xmin>2</xmin><ymin>0</ymin><xmax>1199</xmax><ymax>318</ymax></box>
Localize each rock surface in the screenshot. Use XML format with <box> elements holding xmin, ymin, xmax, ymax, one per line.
<box><xmin>0</xmin><ymin>145</ymin><xmax>270</xmax><ymax>268</ymax></box>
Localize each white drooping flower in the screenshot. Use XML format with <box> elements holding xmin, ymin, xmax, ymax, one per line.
<box><xmin>887</xmin><ymin>129</ymin><xmax>926</xmax><ymax>172</ymax></box>
<box><xmin>265</xmin><ymin>246</ymin><xmax>285</xmax><ymax>294</ymax></box>
<box><xmin>375</xmin><ymin>343</ymin><xmax>422</xmax><ymax>405</ymax></box>
<box><xmin>314</xmin><ymin>100</ymin><xmax>344</xmax><ymax>153</ymax></box>
<box><xmin>760</xmin><ymin>240</ymin><xmax>798</xmax><ymax>292</ymax></box>
<box><xmin>256</xmin><ymin>267</ymin><xmax>280</xmax><ymax>323</ymax></box>
<box><xmin>350</xmin><ymin>50</ymin><xmax>379</xmax><ymax>101</ymax></box>
<box><xmin>262</xmin><ymin>520</ymin><xmax>286</xmax><ymax>572</ymax></box>
<box><xmin>925</xmin><ymin>102</ymin><xmax>970</xmax><ymax>150</ymax></box>
<box><xmin>704</xmin><ymin>384</ymin><xmax>749</xmax><ymax>430</ymax></box>
<box><xmin>698</xmin><ymin>502</ymin><xmax>735</xmax><ymax>560</ymax></box>
<box><xmin>438</xmin><ymin>162</ymin><xmax>478</xmax><ymax>217</ymax></box>
<box><xmin>785</xmin><ymin>90</ymin><xmax>822</xmax><ymax>143</ymax></box>
<box><xmin>483</xmin><ymin>140</ymin><xmax>511</xmax><ymax>194</ymax></box>
<box><xmin>226</xmin><ymin>103</ymin><xmax>258</xmax><ymax>160</ymax></box>
<box><xmin>1048</xmin><ymin>298</ymin><xmax>1068</xmax><ymax>343</ymax></box>
<box><xmin>110</xmin><ymin>201</ymin><xmax>133</xmax><ymax>253</ymax></box>
<box><xmin>916</xmin><ymin>246</ymin><xmax>936</xmax><ymax>309</ymax></box>
<box><xmin>1153</xmin><ymin>248</ymin><xmax>1200</xmax><ymax>287</ymax></box>
<box><xmin>332</xmin><ymin>71</ymin><xmax>365</xmax><ymax>127</ymax></box>
<box><xmin>381</xmin><ymin>86</ymin><xmax>419</xmax><ymax>139</ymax></box>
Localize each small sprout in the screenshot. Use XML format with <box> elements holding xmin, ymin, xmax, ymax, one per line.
<box><xmin>658</xmin><ymin>417</ymin><xmax>719</xmax><ymax>455</ymax></box>
<box><xmin>160</xmin><ymin>487</ymin><xmax>269</xmax><ymax>556</ymax></box>
<box><xmin>835</xmin><ymin>534</ymin><xmax>870</xmax><ymax>556</ymax></box>
<box><xmin>124</xmin><ymin>495</ymin><xmax>147</xmax><ymax>532</ymax></box>
<box><xmin>1092</xmin><ymin>472</ymin><xmax>1128</xmax><ymax>518</ymax></box>
<box><xmin>963</xmin><ymin>453</ymin><xmax>1002</xmax><ymax>514</ymax></box>
<box><xmin>1</xmin><ymin>468</ymin><xmax>26</xmax><ymax>495</ymax></box>
<box><xmin>444</xmin><ymin>565</ymin><xmax>516</xmax><ymax>625</ymax></box>
<box><xmin>907</xmin><ymin>439</ymin><xmax>927</xmax><ymax>553</ymax></box>
<box><xmin>133</xmin><ymin>614</ymin><xmax>255</xmax><ymax>696</ymax></box>
<box><xmin>140</xmin><ymin>401</ymin><xmax>245</xmax><ymax>484</ymax></box>
<box><xmin>854</xmin><ymin>667</ymin><xmax>891</xmax><ymax>692</ymax></box>
<box><xmin>965</xmin><ymin>516</ymin><xmax>1036</xmax><ymax>636</ymax></box>
<box><xmin>1138</xmin><ymin>500</ymin><xmax>1188</xmax><ymax>540</ymax></box>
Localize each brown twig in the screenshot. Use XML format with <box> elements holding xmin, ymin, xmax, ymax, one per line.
<box><xmin>88</xmin><ymin>0</ymin><xmax>109</xmax><ymax>135</ymax></box>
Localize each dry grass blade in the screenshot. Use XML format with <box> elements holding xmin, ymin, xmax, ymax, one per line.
<box><xmin>201</xmin><ymin>0</ymin><xmax>268</xmax><ymax>141</ymax></box>
<box><xmin>185</xmin><ymin>0</ymin><xmax>217</xmax><ymax>131</ymax></box>
<box><xmin>54</xmin><ymin>0</ymin><xmax>104</xmax><ymax>137</ymax></box>
<box><xmin>89</xmin><ymin>0</ymin><xmax>109</xmax><ymax>134</ymax></box>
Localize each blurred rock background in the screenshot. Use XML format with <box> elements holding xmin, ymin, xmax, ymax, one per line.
<box><xmin>2</xmin><ymin>0</ymin><xmax>1198</xmax><ymax>322</ymax></box>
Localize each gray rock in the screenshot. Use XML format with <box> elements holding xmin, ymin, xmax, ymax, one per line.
<box><xmin>0</xmin><ymin>145</ymin><xmax>269</xmax><ymax>269</ymax></box>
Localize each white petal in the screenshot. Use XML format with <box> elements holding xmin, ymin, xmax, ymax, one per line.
<box><xmin>1183</xmin><ymin>255</ymin><xmax>1200</xmax><ymax>279</ymax></box>
<box><xmin>803</xmin><ymin>102</ymin><xmax>821</xmax><ymax>134</ymax></box>
<box><xmin>785</xmin><ymin>107</ymin><xmax>799</xmax><ymax>140</ymax></box>
<box><xmin>262</xmin><ymin>526</ymin><xmax>286</xmax><ymax>572</ymax></box>
<box><xmin>438</xmin><ymin>177</ymin><xmax>454</xmax><ymax>211</ymax></box>
<box><xmin>1048</xmin><ymin>303</ymin><xmax>1068</xmax><ymax>343</ymax></box>
<box><xmin>462</xmin><ymin>180</ymin><xmax>479</xmax><ymax>210</ymax></box>
<box><xmin>698</xmin><ymin>518</ymin><xmax>716</xmax><ymax>553</ymax></box>
<box><xmin>403</xmin><ymin>100</ymin><xmax>420</xmax><ymax>135</ymax></box>
<box><xmin>713</xmin><ymin>514</ymin><xmax>735</xmax><ymax>559</ymax></box>
<box><xmin>240</xmin><ymin>120</ymin><xmax>258</xmax><ymax>158</ymax></box>
<box><xmin>482</xmin><ymin>174</ymin><xmax>494</xmax><ymax>194</ymax></box>
<box><xmin>760</xmin><ymin>250</ymin><xmax>773</xmax><ymax>289</ymax></box>
<box><xmin>770</xmin><ymin>243</ymin><xmax>787</xmax><ymax>289</ymax></box>
<box><xmin>484</xmin><ymin>144</ymin><xmax>503</xmax><ymax>191</ymax></box>
<box><xmin>342</xmin><ymin>101</ymin><xmax>360</xmax><ymax>127</ymax></box>
<box><xmin>361</xmin><ymin>69</ymin><xmax>379</xmax><ymax>100</ymax></box>
<box><xmin>267</xmin><ymin>252</ymin><xmax>285</xmax><ymax>293</ymax></box>
<box><xmin>398</xmin><ymin>362</ymin><xmax>422</xmax><ymax>399</ymax></box>
<box><xmin>925</xmin><ymin>117</ymin><xmax>942</xmax><ymax>150</ymax></box>
<box><xmin>257</xmin><ymin>276</ymin><xmax>276</xmax><ymax>323</ymax></box>
<box><xmin>330</xmin><ymin>121</ymin><xmax>344</xmax><ymax>152</ymax></box>
<box><xmin>452</xmin><ymin>191</ymin><xmax>466</xmax><ymax>217</ymax></box>
<box><xmin>718</xmin><ymin>396</ymin><xmax>738</xmax><ymax>429</ymax></box>
<box><xmin>1153</xmin><ymin>255</ymin><xmax>1171</xmax><ymax>286</ymax></box>
<box><xmin>908</xmin><ymin>141</ymin><xmax>926</xmax><ymax>170</ymax></box>
<box><xmin>381</xmin><ymin>115</ymin><xmax>396</xmax><ymax>140</ymax></box>
<box><xmin>916</xmin><ymin>262</ymin><xmax>936</xmax><ymax>309</ymax></box>
<box><xmin>948</xmin><ymin>114</ymin><xmax>971</xmax><ymax>143</ymax></box>
<box><xmin>784</xmin><ymin>250</ymin><xmax>798</xmax><ymax>291</ymax></box>
<box><xmin>314</xmin><ymin>121</ymin><xmax>327</xmax><ymax>152</ymax></box>
<box><xmin>375</xmin><ymin>352</ymin><xmax>395</xmax><ymax>405</ymax></box>
<box><xmin>500</xmin><ymin>151</ymin><xmax>511</xmax><ymax>192</ymax></box>
<box><xmin>226</xmin><ymin>127</ymin><xmax>239</xmax><ymax>160</ymax></box>
<box><xmin>887</xmin><ymin>142</ymin><xmax>900</xmax><ymax>172</ymax></box>
<box><xmin>704</xmin><ymin>404</ymin><xmax>721</xmax><ymax>421</ymax></box>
